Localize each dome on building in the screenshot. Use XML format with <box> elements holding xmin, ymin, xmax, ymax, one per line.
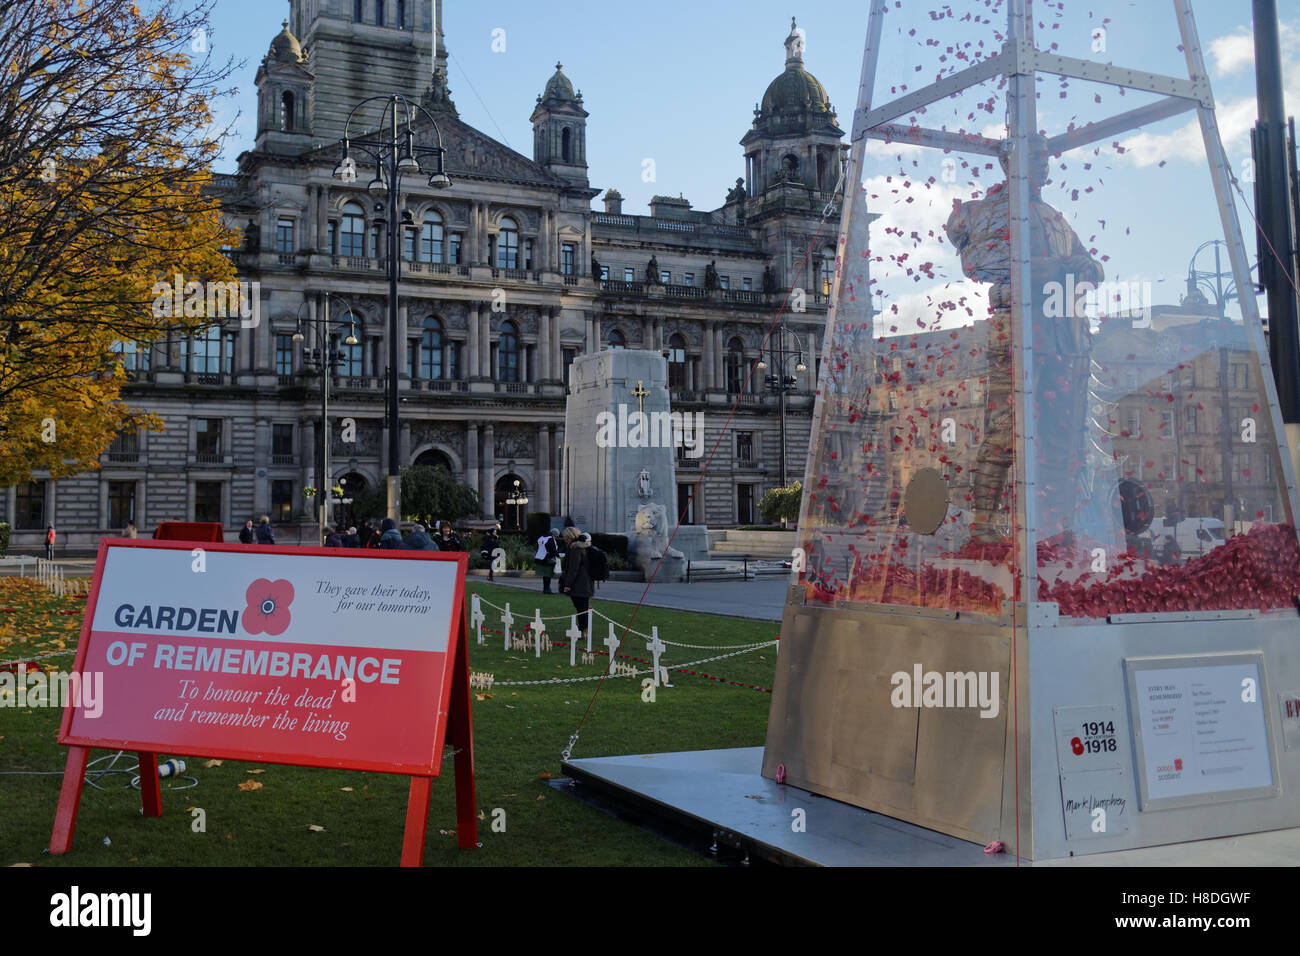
<box><xmin>759</xmin><ymin>18</ymin><xmax>832</xmax><ymax>118</ymax></box>
<box><xmin>268</xmin><ymin>20</ymin><xmax>302</xmax><ymax>64</ymax></box>
<box><xmin>542</xmin><ymin>62</ymin><xmax>579</xmax><ymax>103</ymax></box>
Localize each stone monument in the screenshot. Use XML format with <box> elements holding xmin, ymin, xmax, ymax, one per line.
<box><xmin>561</xmin><ymin>350</ymin><xmax>709</xmax><ymax>575</ymax></box>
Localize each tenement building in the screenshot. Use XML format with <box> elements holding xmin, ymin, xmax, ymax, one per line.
<box><xmin>5</xmin><ymin>2</ymin><xmax>845</xmax><ymax>548</ymax></box>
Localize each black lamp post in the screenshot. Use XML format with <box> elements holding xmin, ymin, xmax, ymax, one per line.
<box><xmin>335</xmin><ymin>94</ymin><xmax>452</xmax><ymax>522</ymax></box>
<box><xmin>505</xmin><ymin>479</ymin><xmax>528</xmax><ymax>532</ymax></box>
<box><xmin>757</xmin><ymin>323</ymin><xmax>808</xmax><ymax>487</ymax></box>
<box><xmin>294</xmin><ymin>293</ymin><xmax>358</xmax><ymax>544</ymax></box>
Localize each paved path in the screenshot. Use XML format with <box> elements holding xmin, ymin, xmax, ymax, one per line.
<box><xmin>476</xmin><ymin>574</ymin><xmax>788</xmax><ymax>621</ymax></box>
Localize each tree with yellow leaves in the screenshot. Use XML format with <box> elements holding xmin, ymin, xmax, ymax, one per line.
<box><xmin>0</xmin><ymin>0</ymin><xmax>241</xmax><ymax>485</ymax></box>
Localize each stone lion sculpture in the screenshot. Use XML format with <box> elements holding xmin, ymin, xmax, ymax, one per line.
<box><xmin>629</xmin><ymin>503</ymin><xmax>685</xmax><ymax>581</ymax></box>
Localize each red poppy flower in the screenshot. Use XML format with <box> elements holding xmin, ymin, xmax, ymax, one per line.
<box><xmin>242</xmin><ymin>578</ymin><xmax>295</xmax><ymax>636</ymax></box>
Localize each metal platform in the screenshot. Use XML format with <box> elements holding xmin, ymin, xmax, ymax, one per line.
<box><xmin>561</xmin><ymin>746</ymin><xmax>1018</xmax><ymax>866</ymax></box>
<box><xmin>561</xmin><ymin>746</ymin><xmax>1300</xmax><ymax>866</ymax></box>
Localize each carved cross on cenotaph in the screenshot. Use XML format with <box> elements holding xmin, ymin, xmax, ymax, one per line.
<box><xmin>630</xmin><ymin>380</ymin><xmax>649</xmax><ymax>416</ymax></box>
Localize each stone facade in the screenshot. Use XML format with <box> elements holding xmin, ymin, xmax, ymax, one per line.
<box><xmin>4</xmin><ymin>7</ymin><xmax>840</xmax><ymax>550</ymax></box>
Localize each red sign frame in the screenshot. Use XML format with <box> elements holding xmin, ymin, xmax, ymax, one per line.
<box><xmin>48</xmin><ymin>538</ymin><xmax>477</xmax><ymax>866</ymax></box>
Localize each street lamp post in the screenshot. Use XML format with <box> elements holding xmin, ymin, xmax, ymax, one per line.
<box><xmin>757</xmin><ymin>323</ymin><xmax>808</xmax><ymax>488</ymax></box>
<box><xmin>334</xmin><ymin>94</ymin><xmax>452</xmax><ymax>523</ymax></box>
<box><xmin>505</xmin><ymin>479</ymin><xmax>528</xmax><ymax>532</ymax></box>
<box><xmin>294</xmin><ymin>293</ymin><xmax>358</xmax><ymax>544</ymax></box>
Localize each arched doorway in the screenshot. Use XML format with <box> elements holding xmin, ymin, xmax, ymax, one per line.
<box><xmin>495</xmin><ymin>473</ymin><xmax>527</xmax><ymax>531</ymax></box>
<box><xmin>335</xmin><ymin>472</ymin><xmax>368</xmax><ymax>529</ymax></box>
<box><xmin>414</xmin><ymin>448</ymin><xmax>453</xmax><ymax>473</ymax></box>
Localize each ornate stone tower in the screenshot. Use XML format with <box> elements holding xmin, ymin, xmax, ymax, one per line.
<box><xmin>530</xmin><ymin>63</ymin><xmax>590</xmax><ymax>188</ymax></box>
<box><xmin>254</xmin><ymin>21</ymin><xmax>314</xmax><ymax>155</ymax></box>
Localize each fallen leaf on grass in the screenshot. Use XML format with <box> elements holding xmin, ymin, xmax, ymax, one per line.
<box><xmin>477</xmin><ymin>810</ymin><xmax>486</xmax><ymax>820</ymax></box>
<box><xmin>474</xmin><ymin>694</ymin><xmax>488</xmax><ymax>701</ymax></box>
<box><xmin>339</xmin><ymin>787</ymin><xmax>353</xmax><ymax>792</ymax></box>
<box><xmin>8</xmin><ymin>863</ymin><xmax>33</xmax><ymax>867</ymax></box>
<box><xmin>202</xmin><ymin>759</ymin><xmax>222</xmax><ymax>769</ymax></box>
<box><xmin>238</xmin><ymin>779</ymin><xmax>263</xmax><ymax>791</ymax></box>
<box><xmin>438</xmin><ymin>829</ymin><xmax>453</xmax><ymax>835</ymax></box>
<box><xmin>537</xmin><ymin>795</ymin><xmax>545</xmax><ymax>801</ymax></box>
<box><xmin>538</xmin><ymin>772</ymin><xmax>552</xmax><ymax>780</ymax></box>
<box><xmin>246</xmin><ymin>768</ymin><xmax>265</xmax><ymax>774</ymax></box>
<box><xmin>307</xmin><ymin>824</ymin><xmax>325</xmax><ymax>832</ymax></box>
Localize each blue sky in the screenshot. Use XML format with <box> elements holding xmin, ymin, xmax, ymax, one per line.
<box><xmin>204</xmin><ymin>0</ymin><xmax>1299</xmax><ymax>320</ymax></box>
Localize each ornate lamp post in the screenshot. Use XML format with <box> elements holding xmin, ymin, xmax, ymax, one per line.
<box><xmin>334</xmin><ymin>94</ymin><xmax>452</xmax><ymax>522</ymax></box>
<box><xmin>293</xmin><ymin>292</ymin><xmax>358</xmax><ymax>544</ymax></box>
<box><xmin>505</xmin><ymin>479</ymin><xmax>529</xmax><ymax>533</ymax></box>
<box><xmin>756</xmin><ymin>323</ymin><xmax>808</xmax><ymax>487</ymax></box>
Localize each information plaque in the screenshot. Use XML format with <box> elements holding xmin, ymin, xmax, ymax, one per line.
<box><xmin>1125</xmin><ymin>653</ymin><xmax>1279</xmax><ymax>810</ymax></box>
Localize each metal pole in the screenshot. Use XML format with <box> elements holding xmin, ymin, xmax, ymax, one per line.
<box><xmin>386</xmin><ymin>96</ymin><xmax>402</xmax><ymax>522</ymax></box>
<box><xmin>778</xmin><ymin>331</ymin><xmax>788</xmax><ymax>488</ymax></box>
<box><xmin>1252</xmin><ymin>0</ymin><xmax>1300</xmax><ymax>423</ymax></box>
<box><xmin>321</xmin><ymin>292</ymin><xmax>331</xmax><ymax>545</ymax></box>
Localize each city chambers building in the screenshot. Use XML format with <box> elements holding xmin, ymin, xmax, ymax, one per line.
<box><xmin>5</xmin><ymin>2</ymin><xmax>846</xmax><ymax>548</ymax></box>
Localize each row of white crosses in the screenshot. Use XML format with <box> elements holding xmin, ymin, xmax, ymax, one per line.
<box><xmin>36</xmin><ymin>559</ymin><xmax>77</xmax><ymax>596</ymax></box>
<box><xmin>474</xmin><ymin>594</ymin><xmax>669</xmax><ymax>687</ymax></box>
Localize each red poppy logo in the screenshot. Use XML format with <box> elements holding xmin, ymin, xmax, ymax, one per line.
<box><xmin>242</xmin><ymin>578</ymin><xmax>294</xmax><ymax>636</ymax></box>
<box><xmin>1174</xmin><ymin>758</ymin><xmax>1183</xmax><ymax>772</ymax></box>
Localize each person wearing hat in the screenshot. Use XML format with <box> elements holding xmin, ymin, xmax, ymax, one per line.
<box><xmin>559</xmin><ymin>526</ymin><xmax>594</xmax><ymax>644</ymax></box>
<box><xmin>377</xmin><ymin>517</ymin><xmax>403</xmax><ymax>549</ymax></box>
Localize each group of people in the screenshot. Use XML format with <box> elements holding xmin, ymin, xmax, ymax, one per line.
<box><xmin>236</xmin><ymin>516</ymin><xmax>466</xmax><ymax>551</ymax></box>
<box><xmin>236</xmin><ymin>516</ymin><xmax>281</xmax><ymax>545</ymax></box>
<box><xmin>534</xmin><ymin>526</ymin><xmax>597</xmax><ymax>643</ymax></box>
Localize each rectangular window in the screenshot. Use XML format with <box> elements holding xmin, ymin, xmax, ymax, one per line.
<box><xmin>1185</xmin><ymin>405</ymin><xmax>1198</xmax><ymax>433</ymax></box>
<box><xmin>737</xmin><ymin>484</ymin><xmax>757</xmax><ymax>525</ymax></box>
<box><xmin>108</xmin><ymin>429</ymin><xmax>139</xmax><ymax>462</ymax></box>
<box><xmin>449</xmin><ymin>232</ymin><xmax>462</xmax><ymax>264</ymax></box>
<box><xmin>196</xmin><ymin>418</ymin><xmax>223</xmax><ymax>462</ymax></box>
<box><xmin>353</xmin><ymin>0</ymin><xmax>362</xmax><ymax>21</ymax></box>
<box><xmin>396</xmin><ymin>0</ymin><xmax>405</xmax><ymax>28</ymax></box>
<box><xmin>743</xmin><ymin>277</ymin><xmax>752</xmax><ymax>291</ymax></box>
<box><xmin>1186</xmin><ymin>452</ymin><xmax>1199</xmax><ymax>483</ymax></box>
<box><xmin>684</xmin><ymin>273</ymin><xmax>695</xmax><ymax>287</ymax></box>
<box><xmin>194</xmin><ymin>481</ymin><xmax>222</xmax><ymax>523</ymax></box>
<box><xmin>1160</xmin><ymin>410</ymin><xmax>1174</xmax><ymax>433</ymax></box>
<box><xmin>276</xmin><ymin>218</ymin><xmax>294</xmax><ymax>254</ymax></box>
<box><xmin>561</xmin><ymin>243</ymin><xmax>575</xmax><ymax>275</ymax></box>
<box><xmin>275</xmin><ymin>334</ymin><xmax>293</xmax><ymax>376</ymax></box>
<box><xmin>447</xmin><ymin>341</ymin><xmax>460</xmax><ymax>380</ymax></box>
<box><xmin>736</xmin><ymin>432</ymin><xmax>754</xmax><ymax>463</ymax></box>
<box><xmin>375</xmin><ymin>0</ymin><xmax>384</xmax><ymax>27</ymax></box>
<box><xmin>271</xmin><ymin>424</ymin><xmax>294</xmax><ymax>461</ymax></box>
<box><xmin>14</xmin><ymin>481</ymin><xmax>45</xmax><ymax>529</ymax></box>
<box><xmin>406</xmin><ymin>339</ymin><xmax>417</xmax><ymax>378</ymax></box>
<box><xmin>108</xmin><ymin>481</ymin><xmax>136</xmax><ymax>529</ymax></box>
<box><xmin>562</xmin><ymin>347</ymin><xmax>577</xmax><ymax>387</ymax></box>
<box><xmin>660</xmin><ymin>270</ymin><xmax>671</xmax><ymax>284</ymax></box>
<box><xmin>624</xmin><ymin>267</ymin><xmax>635</xmax><ymax>282</ymax></box>
<box><xmin>369</xmin><ymin>224</ymin><xmax>381</xmax><ymax>259</ymax></box>
<box><xmin>600</xmin><ymin>266</ymin><xmax>609</xmax><ymax>280</ymax></box>
<box><xmin>1125</xmin><ymin>369</ymin><xmax>1138</xmax><ymax>391</ymax></box>
<box><xmin>113</xmin><ymin>340</ymin><xmax>150</xmax><ymax>374</ymax></box>
<box><xmin>404</xmin><ymin>228</ymin><xmax>415</xmax><ymax>262</ymax></box>
<box><xmin>719</xmin><ymin>275</ymin><xmax>729</xmax><ymax>289</ymax></box>
<box><xmin>1126</xmin><ymin>408</ymin><xmax>1141</xmax><ymax>436</ymax></box>
<box><xmin>271</xmin><ymin>480</ymin><xmax>294</xmax><ymax>522</ymax></box>
<box><xmin>328</xmin><ymin>221</ymin><xmax>337</xmax><ymax>255</ymax></box>
<box><xmin>223</xmin><ymin>332</ymin><xmax>237</xmax><ymax>375</ymax></box>
<box><xmin>677</xmin><ymin>483</ymin><xmax>695</xmax><ymax>524</ymax></box>
<box><xmin>523</xmin><ymin>238</ymin><xmax>534</xmax><ymax>271</ymax></box>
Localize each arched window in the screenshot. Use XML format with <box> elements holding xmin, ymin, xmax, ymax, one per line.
<box><xmin>725</xmin><ymin>336</ymin><xmax>747</xmax><ymax>394</ymax></box>
<box><xmin>414</xmin><ymin>449</ymin><xmax>452</xmax><ymax>472</ymax></box>
<box><xmin>561</xmin><ymin>128</ymin><xmax>572</xmax><ymax>163</ymax></box>
<box><xmin>340</xmin><ymin>203</ymin><xmax>365</xmax><ymax>258</ymax></box>
<box><xmin>496</xmin><ymin>217</ymin><xmax>519</xmax><ymax>269</ymax></box>
<box><xmin>419</xmin><ymin>215</ymin><xmax>443</xmax><ymax>263</ymax></box>
<box><xmin>606</xmin><ymin>328</ymin><xmax>625</xmax><ymax>350</ymax></box>
<box><xmin>280</xmin><ymin>91</ymin><xmax>295</xmax><ymax>132</ymax></box>
<box><xmin>420</xmin><ymin>317</ymin><xmax>443</xmax><ymax>379</ymax></box>
<box><xmin>667</xmin><ymin>332</ymin><xmax>688</xmax><ymax>391</ymax></box>
<box><xmin>781</xmin><ymin>154</ymin><xmax>800</xmax><ymax>179</ymax></box>
<box><xmin>497</xmin><ymin>320</ymin><xmax>519</xmax><ymax>381</ymax></box>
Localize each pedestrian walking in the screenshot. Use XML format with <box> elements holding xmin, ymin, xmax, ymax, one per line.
<box><xmin>559</xmin><ymin>526</ymin><xmax>594</xmax><ymax>646</ymax></box>
<box><xmin>238</xmin><ymin>519</ymin><xmax>256</xmax><ymax>544</ymax></box>
<box><xmin>535</xmin><ymin>528</ymin><xmax>559</xmax><ymax>593</ymax></box>
<box><xmin>480</xmin><ymin>524</ymin><xmax>501</xmax><ymax>581</ymax></box>
<box><xmin>256</xmin><ymin>515</ymin><xmax>276</xmax><ymax>545</ymax></box>
<box><xmin>44</xmin><ymin>523</ymin><xmax>55</xmax><ymax>560</ymax></box>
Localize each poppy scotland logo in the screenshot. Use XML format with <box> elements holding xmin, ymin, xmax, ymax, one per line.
<box><xmin>242</xmin><ymin>578</ymin><xmax>294</xmax><ymax>636</ymax></box>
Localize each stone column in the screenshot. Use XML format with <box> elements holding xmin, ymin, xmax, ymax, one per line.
<box><xmin>482</xmin><ymin>309</ymin><xmax>494</xmax><ymax>379</ymax></box>
<box><xmin>480</xmin><ymin>422</ymin><xmax>495</xmax><ymax>518</ymax></box>
<box><xmin>397</xmin><ymin>304</ymin><xmax>410</xmax><ymax>382</ymax></box>
<box><xmin>591</xmin><ymin>313</ymin><xmax>602</xmax><ymax>354</ymax></box>
<box><xmin>256</xmin><ymin>286</ymin><xmax>272</xmax><ymax>372</ymax></box>
<box><xmin>553</xmin><ymin>425</ymin><xmax>564</xmax><ymax>517</ymax></box>
<box><xmin>466</xmin><ymin>303</ymin><xmax>480</xmax><ymax>378</ymax></box>
<box><xmin>550</xmin><ymin>307</ymin><xmax>562</xmax><ymax>380</ymax></box>
<box><xmin>536</xmin><ymin>423</ymin><xmax>550</xmax><ymax>513</ymax></box>
<box><xmin>316</xmin><ymin>185</ymin><xmax>328</xmax><ymax>249</ymax></box>
<box><xmin>399</xmin><ymin>422</ymin><xmax>411</xmax><ymax>468</ymax></box>
<box><xmin>538</xmin><ymin>310</ymin><xmax>550</xmax><ymax>380</ymax></box>
<box><xmin>466</xmin><ymin>421</ymin><xmax>480</xmax><ymax>513</ymax></box>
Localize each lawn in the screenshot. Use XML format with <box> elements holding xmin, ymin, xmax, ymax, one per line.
<box><xmin>0</xmin><ymin>577</ymin><xmax>780</xmax><ymax>866</ymax></box>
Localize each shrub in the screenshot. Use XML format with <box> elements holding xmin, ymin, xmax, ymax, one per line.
<box><xmin>524</xmin><ymin>511</ymin><xmax>552</xmax><ymax>543</ymax></box>
<box><xmin>589</xmin><ymin>532</ymin><xmax>628</xmax><ymax>559</ymax></box>
<box><xmin>0</xmin><ymin>522</ymin><xmax>9</xmax><ymax>555</ymax></box>
<box><xmin>759</xmin><ymin>480</ymin><xmax>803</xmax><ymax>524</ymax></box>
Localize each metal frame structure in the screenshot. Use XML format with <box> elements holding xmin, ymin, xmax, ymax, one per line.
<box><xmin>764</xmin><ymin>0</ymin><xmax>1300</xmax><ymax>860</ymax></box>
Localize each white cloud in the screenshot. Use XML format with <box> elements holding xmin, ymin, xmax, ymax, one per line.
<box><xmin>1208</xmin><ymin>28</ymin><xmax>1255</xmax><ymax>76</ymax></box>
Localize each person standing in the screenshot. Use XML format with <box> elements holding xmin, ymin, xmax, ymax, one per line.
<box><xmin>559</xmin><ymin>526</ymin><xmax>594</xmax><ymax>647</ymax></box>
<box><xmin>535</xmin><ymin>528</ymin><xmax>558</xmax><ymax>593</ymax></box>
<box><xmin>377</xmin><ymin>517</ymin><xmax>403</xmax><ymax>549</ymax></box>
<box><xmin>324</xmin><ymin>526</ymin><xmax>343</xmax><ymax>548</ymax></box>
<box><xmin>357</xmin><ymin>520</ymin><xmax>375</xmax><ymax>549</ymax></box>
<box><xmin>44</xmin><ymin>523</ymin><xmax>55</xmax><ymax>560</ymax></box>
<box><xmin>480</xmin><ymin>524</ymin><xmax>501</xmax><ymax>581</ymax></box>
<box><xmin>344</xmin><ymin>526</ymin><xmax>360</xmax><ymax>548</ymax></box>
<box><xmin>239</xmin><ymin>519</ymin><xmax>255</xmax><ymax>544</ymax></box>
<box><xmin>401</xmin><ymin>523</ymin><xmax>436</xmax><ymax>550</ymax></box>
<box><xmin>256</xmin><ymin>515</ymin><xmax>275</xmax><ymax>545</ymax></box>
<box><xmin>436</xmin><ymin>520</ymin><xmax>463</xmax><ymax>552</ymax></box>
<box><xmin>125</xmin><ymin>520</ymin><xmax>138</xmax><ymax>539</ymax></box>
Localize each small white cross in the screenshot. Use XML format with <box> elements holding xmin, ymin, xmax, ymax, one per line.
<box><xmin>604</xmin><ymin>621</ymin><xmax>621</xmax><ymax>675</ymax></box>
<box><xmin>566</xmin><ymin>615</ymin><xmax>582</xmax><ymax>666</ymax></box>
<box><xmin>529</xmin><ymin>609</ymin><xmax>546</xmax><ymax>658</ymax></box>
<box><xmin>501</xmin><ymin>602</ymin><xmax>514</xmax><ymax>652</ymax></box>
<box><xmin>646</xmin><ymin>626</ymin><xmax>666</xmax><ymax>687</ymax></box>
<box><xmin>470</xmin><ymin>594</ymin><xmax>485</xmax><ymax>645</ymax></box>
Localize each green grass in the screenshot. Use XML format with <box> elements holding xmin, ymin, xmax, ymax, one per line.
<box><xmin>0</xmin><ymin>579</ymin><xmax>780</xmax><ymax>866</ymax></box>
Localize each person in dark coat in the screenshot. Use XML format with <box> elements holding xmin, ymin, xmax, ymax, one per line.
<box><xmin>357</xmin><ymin>521</ymin><xmax>374</xmax><ymax>549</ymax></box>
<box><xmin>256</xmin><ymin>515</ymin><xmax>275</xmax><ymax>545</ymax></box>
<box><xmin>480</xmin><ymin>524</ymin><xmax>501</xmax><ymax>581</ymax></box>
<box><xmin>377</xmin><ymin>517</ymin><xmax>403</xmax><ymax>549</ymax></box>
<box><xmin>435</xmin><ymin>520</ymin><xmax>463</xmax><ymax>552</ymax></box>
<box><xmin>559</xmin><ymin>526</ymin><xmax>594</xmax><ymax>645</ymax></box>
<box><xmin>238</xmin><ymin>520</ymin><xmax>255</xmax><ymax>544</ymax></box>
<box><xmin>343</xmin><ymin>526</ymin><xmax>360</xmax><ymax>548</ymax></box>
<box><xmin>535</xmin><ymin>529</ymin><xmax>559</xmax><ymax>593</ymax></box>
<box><xmin>401</xmin><ymin>523</ymin><xmax>436</xmax><ymax>550</ymax></box>
<box><xmin>324</xmin><ymin>527</ymin><xmax>343</xmax><ymax>548</ymax></box>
